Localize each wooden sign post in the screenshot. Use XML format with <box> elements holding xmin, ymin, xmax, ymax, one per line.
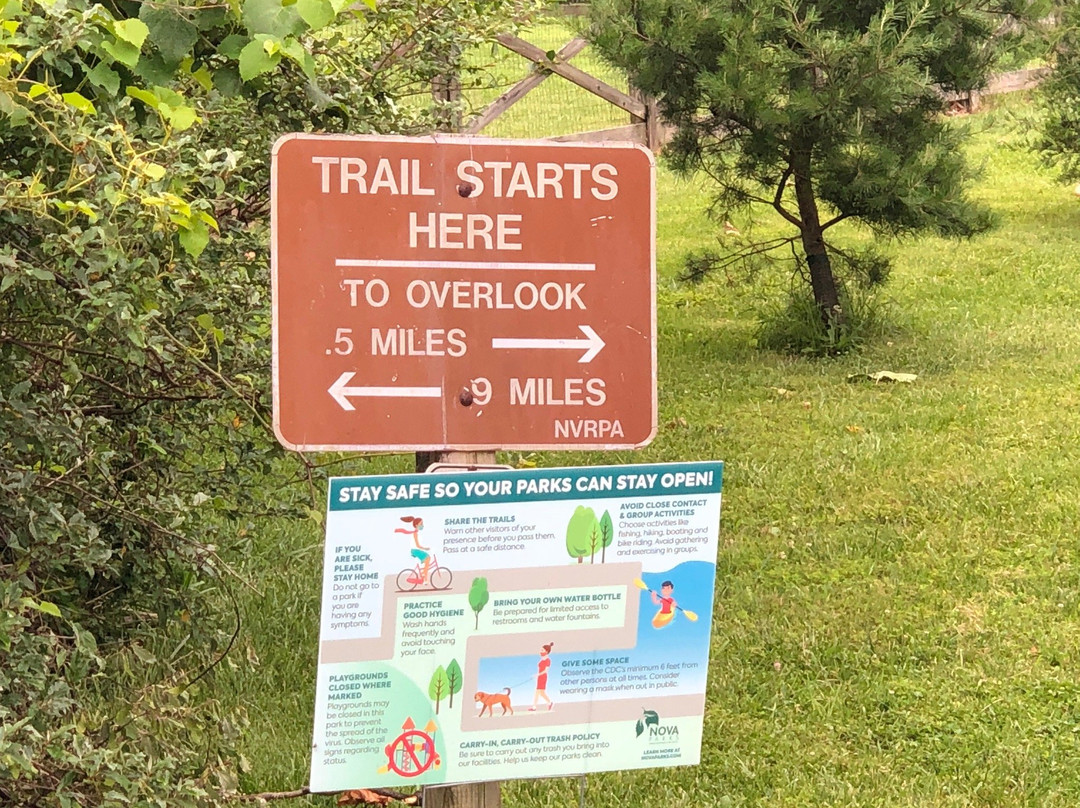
<box><xmin>417</xmin><ymin>449</ymin><xmax>497</xmax><ymax>808</ymax></box>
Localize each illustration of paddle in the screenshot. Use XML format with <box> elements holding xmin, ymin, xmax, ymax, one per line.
<box><xmin>633</xmin><ymin>578</ymin><xmax>698</xmax><ymax>627</ymax></box>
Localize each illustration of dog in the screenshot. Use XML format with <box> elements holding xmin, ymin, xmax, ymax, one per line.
<box><xmin>474</xmin><ymin>688</ymin><xmax>513</xmax><ymax>716</ymax></box>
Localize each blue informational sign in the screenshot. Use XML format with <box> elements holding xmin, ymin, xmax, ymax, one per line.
<box><xmin>311</xmin><ymin>462</ymin><xmax>723</xmax><ymax>791</ymax></box>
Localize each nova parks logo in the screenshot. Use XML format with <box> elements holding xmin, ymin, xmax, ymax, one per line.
<box><xmin>634</xmin><ymin>709</ymin><xmax>679</xmax><ymax>741</ymax></box>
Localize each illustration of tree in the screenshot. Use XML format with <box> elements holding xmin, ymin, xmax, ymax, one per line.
<box><xmin>566</xmin><ymin>506</ymin><xmax>599</xmax><ymax>564</ymax></box>
<box><xmin>589</xmin><ymin>521</ymin><xmax>601</xmax><ymax>564</ymax></box>
<box><xmin>468</xmin><ymin>577</ymin><xmax>489</xmax><ymax>629</ymax></box>
<box><xmin>428</xmin><ymin>665</ymin><xmax>450</xmax><ymax>714</ymax></box>
<box><xmin>446</xmin><ymin>658</ymin><xmax>464</xmax><ymax>708</ymax></box>
<box><xmin>599</xmin><ymin>510</ymin><xmax>614</xmax><ymax>563</ymax></box>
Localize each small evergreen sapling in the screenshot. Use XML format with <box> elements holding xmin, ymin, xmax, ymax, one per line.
<box><xmin>590</xmin><ymin>0</ymin><xmax>1036</xmax><ymax>337</ymax></box>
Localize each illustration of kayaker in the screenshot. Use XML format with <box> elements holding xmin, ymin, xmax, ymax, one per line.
<box><xmin>651</xmin><ymin>581</ymin><xmax>677</xmax><ymax>629</ymax></box>
<box><xmin>634</xmin><ymin>577</ymin><xmax>699</xmax><ymax>625</ymax></box>
<box><xmin>528</xmin><ymin>642</ymin><xmax>555</xmax><ymax>712</ymax></box>
<box><xmin>395</xmin><ymin>516</ymin><xmax>430</xmax><ymax>586</ymax></box>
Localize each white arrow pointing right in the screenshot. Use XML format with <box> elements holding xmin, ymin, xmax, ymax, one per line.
<box><xmin>328</xmin><ymin>372</ymin><xmax>442</xmax><ymax>411</ymax></box>
<box><xmin>491</xmin><ymin>325</ymin><xmax>605</xmax><ymax>363</ymax></box>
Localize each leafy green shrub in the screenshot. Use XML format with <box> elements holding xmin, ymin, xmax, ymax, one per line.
<box><xmin>0</xmin><ymin>0</ymin><xmax>525</xmax><ymax>803</ymax></box>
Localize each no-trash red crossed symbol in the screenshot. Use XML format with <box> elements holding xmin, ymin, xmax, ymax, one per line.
<box><xmin>383</xmin><ymin>718</ymin><xmax>440</xmax><ymax>777</ymax></box>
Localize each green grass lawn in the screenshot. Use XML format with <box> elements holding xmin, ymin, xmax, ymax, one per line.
<box><xmin>222</xmin><ymin>98</ymin><xmax>1080</xmax><ymax>806</ymax></box>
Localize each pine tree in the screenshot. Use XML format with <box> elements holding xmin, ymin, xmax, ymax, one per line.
<box><xmin>1039</xmin><ymin>4</ymin><xmax>1080</xmax><ymax>178</ymax></box>
<box><xmin>590</xmin><ymin>0</ymin><xmax>1035</xmax><ymax>336</ymax></box>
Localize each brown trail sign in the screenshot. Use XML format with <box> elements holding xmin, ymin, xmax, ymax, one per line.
<box><xmin>271</xmin><ymin>134</ymin><xmax>656</xmax><ymax>453</ymax></box>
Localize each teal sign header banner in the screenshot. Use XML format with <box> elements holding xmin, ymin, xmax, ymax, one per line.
<box><xmin>329</xmin><ymin>461</ymin><xmax>723</xmax><ymax>512</ymax></box>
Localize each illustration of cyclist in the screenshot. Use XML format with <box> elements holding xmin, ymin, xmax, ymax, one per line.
<box><xmin>394</xmin><ymin>515</ymin><xmax>452</xmax><ymax>591</ymax></box>
<box><xmin>395</xmin><ymin>516</ymin><xmax>429</xmax><ymax>585</ymax></box>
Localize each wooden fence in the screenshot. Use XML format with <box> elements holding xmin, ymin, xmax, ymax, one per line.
<box><xmin>440</xmin><ymin>19</ymin><xmax>1051</xmax><ymax>149</ymax></box>
<box><xmin>944</xmin><ymin>66</ymin><xmax>1051</xmax><ymax>113</ymax></box>
<box><xmin>460</xmin><ymin>33</ymin><xmax>667</xmax><ymax>150</ymax></box>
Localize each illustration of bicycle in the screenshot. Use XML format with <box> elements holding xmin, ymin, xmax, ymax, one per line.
<box><xmin>396</xmin><ymin>555</ymin><xmax>453</xmax><ymax>592</ymax></box>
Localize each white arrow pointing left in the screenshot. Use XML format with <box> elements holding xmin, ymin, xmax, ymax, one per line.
<box><xmin>328</xmin><ymin>372</ymin><xmax>442</xmax><ymax>411</ymax></box>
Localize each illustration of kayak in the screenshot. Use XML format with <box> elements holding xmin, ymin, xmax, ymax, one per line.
<box><xmin>651</xmin><ymin>610</ymin><xmax>675</xmax><ymax>629</ymax></box>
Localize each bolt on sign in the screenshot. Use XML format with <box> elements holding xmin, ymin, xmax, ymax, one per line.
<box><xmin>271</xmin><ymin>134</ymin><xmax>656</xmax><ymax>452</ymax></box>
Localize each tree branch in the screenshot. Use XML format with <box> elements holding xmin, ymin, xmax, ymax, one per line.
<box><xmin>773</xmin><ymin>165</ymin><xmax>803</xmax><ymax>228</ymax></box>
<box><xmin>240</xmin><ymin>786</ymin><xmax>309</xmax><ymax>801</ymax></box>
<box><xmin>821</xmin><ymin>212</ymin><xmax>851</xmax><ymax>230</ymax></box>
<box><xmin>3</xmin><ymin>337</ymin><xmax>217</xmax><ymax>403</ymax></box>
<box><xmin>681</xmin><ymin>235</ymin><xmax>799</xmax><ymax>283</ymax></box>
<box><xmin>238</xmin><ymin>786</ymin><xmax>419</xmax><ymax>804</ymax></box>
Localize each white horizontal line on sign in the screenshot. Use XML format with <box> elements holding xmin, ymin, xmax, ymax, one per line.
<box><xmin>335</xmin><ymin>259</ymin><xmax>595</xmax><ymax>271</ymax></box>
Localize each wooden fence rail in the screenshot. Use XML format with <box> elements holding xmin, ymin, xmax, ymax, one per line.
<box><xmin>442</xmin><ymin>20</ymin><xmax>1052</xmax><ymax>150</ymax></box>
<box><xmin>464</xmin><ymin>37</ymin><xmax>590</xmax><ymax>135</ymax></box>
<box><xmin>460</xmin><ymin>30</ymin><xmax>666</xmax><ymax>149</ymax></box>
<box><xmin>945</xmin><ymin>66</ymin><xmax>1052</xmax><ymax>112</ymax></box>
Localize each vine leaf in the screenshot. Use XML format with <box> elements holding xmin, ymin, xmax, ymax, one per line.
<box><xmin>113</xmin><ymin>18</ymin><xmax>149</xmax><ymax>48</ymax></box>
<box><xmin>87</xmin><ymin>63</ymin><xmax>120</xmax><ymax>95</ymax></box>
<box><xmin>179</xmin><ymin>219</ymin><xmax>210</xmax><ymax>258</ymax></box>
<box><xmin>218</xmin><ymin>34</ymin><xmax>250</xmax><ymax>60</ymax></box>
<box><xmin>140</xmin><ymin>6</ymin><xmax>198</xmax><ymax>66</ymax></box>
<box><xmin>243</xmin><ymin>0</ymin><xmax>306</xmax><ymax>38</ymax></box>
<box><xmin>238</xmin><ymin>38</ymin><xmax>281</xmax><ymax>80</ymax></box>
<box><xmin>102</xmin><ymin>38</ymin><xmax>141</xmax><ymax>67</ymax></box>
<box><xmin>25</xmin><ymin>599</ymin><xmax>62</xmax><ymax>618</ymax></box>
<box><xmin>61</xmin><ymin>91</ymin><xmax>96</xmax><ymax>115</ymax></box>
<box><xmin>297</xmin><ymin>0</ymin><xmax>334</xmax><ymax>30</ymax></box>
